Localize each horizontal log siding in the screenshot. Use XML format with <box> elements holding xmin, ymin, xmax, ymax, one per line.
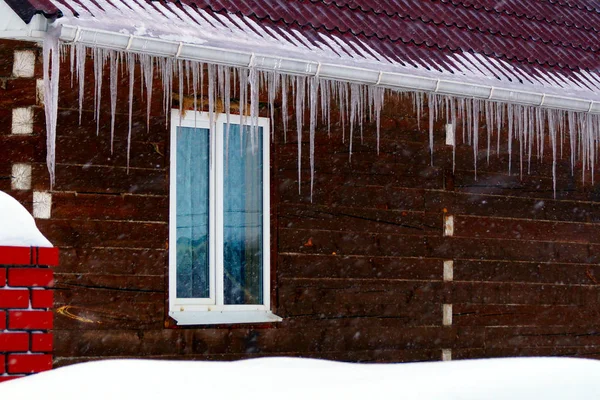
<box><xmin>1</xmin><ymin>40</ymin><xmax>600</xmax><ymax>366</ymax></box>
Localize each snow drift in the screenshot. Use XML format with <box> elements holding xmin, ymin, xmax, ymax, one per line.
<box><xmin>0</xmin><ymin>190</ymin><xmax>52</xmax><ymax>247</ymax></box>
<box><xmin>0</xmin><ymin>357</ymin><xmax>599</xmax><ymax>399</ymax></box>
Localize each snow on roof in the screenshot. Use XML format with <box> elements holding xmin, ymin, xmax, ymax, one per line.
<box><xmin>7</xmin><ymin>0</ymin><xmax>600</xmax><ymax>103</ymax></box>
<box><xmin>0</xmin><ymin>190</ymin><xmax>53</xmax><ymax>248</ymax></box>
<box><xmin>1</xmin><ymin>357</ymin><xmax>600</xmax><ymax>399</ymax></box>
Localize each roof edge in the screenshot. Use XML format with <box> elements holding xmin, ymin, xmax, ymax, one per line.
<box><xmin>57</xmin><ymin>23</ymin><xmax>600</xmax><ymax>114</ymax></box>
<box><xmin>4</xmin><ymin>0</ymin><xmax>61</xmax><ymax>24</ymax></box>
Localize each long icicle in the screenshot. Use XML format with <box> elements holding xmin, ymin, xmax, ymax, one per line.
<box><xmin>296</xmin><ymin>75</ymin><xmax>306</xmax><ymax>194</ymax></box>
<box><xmin>43</xmin><ymin>26</ymin><xmax>61</xmax><ymax>189</ymax></box>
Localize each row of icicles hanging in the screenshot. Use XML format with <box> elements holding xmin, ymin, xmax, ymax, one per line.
<box><xmin>43</xmin><ymin>39</ymin><xmax>600</xmax><ymax>198</ymax></box>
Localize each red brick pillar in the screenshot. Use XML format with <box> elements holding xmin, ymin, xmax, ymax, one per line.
<box><xmin>0</xmin><ymin>246</ymin><xmax>58</xmax><ymax>383</ymax></box>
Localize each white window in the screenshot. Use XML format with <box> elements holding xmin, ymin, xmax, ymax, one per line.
<box><xmin>169</xmin><ymin>110</ymin><xmax>281</xmax><ymax>325</ymax></box>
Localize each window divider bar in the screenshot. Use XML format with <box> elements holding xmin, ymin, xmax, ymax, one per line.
<box><xmin>215</xmin><ymin>118</ymin><xmax>225</xmax><ymax>307</ymax></box>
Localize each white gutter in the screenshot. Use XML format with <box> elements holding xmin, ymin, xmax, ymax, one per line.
<box><xmin>17</xmin><ymin>23</ymin><xmax>600</xmax><ymax>115</ymax></box>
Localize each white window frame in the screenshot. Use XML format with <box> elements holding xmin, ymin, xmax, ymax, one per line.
<box><xmin>169</xmin><ymin>109</ymin><xmax>281</xmax><ymax>325</ymax></box>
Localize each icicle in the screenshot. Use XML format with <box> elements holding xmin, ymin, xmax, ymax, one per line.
<box><xmin>547</xmin><ymin>109</ymin><xmax>557</xmax><ymax>197</ymax></box>
<box><xmin>126</xmin><ymin>53</ymin><xmax>135</xmax><ymax>172</ymax></box>
<box><xmin>93</xmin><ymin>48</ymin><xmax>108</xmax><ymax>136</ymax></box>
<box><xmin>249</xmin><ymin>63</ymin><xmax>259</xmax><ymax>152</ymax></box>
<box><xmin>238</xmin><ymin>67</ymin><xmax>248</xmax><ymax>134</ymax></box>
<box><xmin>568</xmin><ymin>111</ymin><xmax>576</xmax><ymax>176</ymax></box>
<box><xmin>374</xmin><ymin>86</ymin><xmax>384</xmax><ymax>155</ymax></box>
<box><xmin>75</xmin><ymin>44</ymin><xmax>86</xmax><ymax>124</ymax></box>
<box><xmin>268</xmin><ymin>71</ymin><xmax>279</xmax><ymax>142</ymax></box>
<box><xmin>349</xmin><ymin>83</ymin><xmax>361</xmax><ymax>162</ymax></box>
<box><xmin>496</xmin><ymin>102</ymin><xmax>503</xmax><ymax>156</ymax></box>
<box><xmin>507</xmin><ymin>104</ymin><xmax>514</xmax><ymax>175</ymax></box>
<box><xmin>224</xmin><ymin>66</ymin><xmax>231</xmax><ymax>149</ymax></box>
<box><xmin>472</xmin><ymin>99</ymin><xmax>480</xmax><ymax>178</ymax></box>
<box><xmin>309</xmin><ymin>76</ymin><xmax>318</xmax><ymax>202</ymax></box>
<box><xmin>208</xmin><ymin>64</ymin><xmax>216</xmax><ymax>134</ymax></box>
<box><xmin>485</xmin><ymin>100</ymin><xmax>493</xmax><ymax>164</ymax></box>
<box><xmin>178</xmin><ymin>59</ymin><xmax>184</xmax><ymax>126</ymax></box>
<box><xmin>450</xmin><ymin>96</ymin><xmax>457</xmax><ymax>172</ymax></box>
<box><xmin>191</xmin><ymin>62</ymin><xmax>200</xmax><ymax>127</ymax></box>
<box><xmin>43</xmin><ymin>27</ymin><xmax>61</xmax><ymax>189</ymax></box>
<box><xmin>282</xmin><ymin>74</ymin><xmax>288</xmax><ymax>143</ymax></box>
<box><xmin>140</xmin><ymin>54</ymin><xmax>154</xmax><ymax>133</ymax></box>
<box><xmin>295</xmin><ymin>75</ymin><xmax>306</xmax><ymax>194</ymax></box>
<box><xmin>414</xmin><ymin>92</ymin><xmax>423</xmax><ymax>132</ymax></box>
<box><xmin>427</xmin><ymin>93</ymin><xmax>436</xmax><ymax>166</ymax></box>
<box><xmin>160</xmin><ymin>57</ymin><xmax>174</xmax><ymax>128</ymax></box>
<box><xmin>109</xmin><ymin>51</ymin><xmax>119</xmax><ymax>153</ymax></box>
<box><xmin>459</xmin><ymin>97</ymin><xmax>466</xmax><ymax>144</ymax></box>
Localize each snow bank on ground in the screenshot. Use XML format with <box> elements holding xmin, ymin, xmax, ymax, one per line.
<box><xmin>0</xmin><ymin>190</ymin><xmax>52</xmax><ymax>247</ymax></box>
<box><xmin>1</xmin><ymin>357</ymin><xmax>599</xmax><ymax>399</ymax></box>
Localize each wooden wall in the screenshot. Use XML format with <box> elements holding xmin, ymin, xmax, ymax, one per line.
<box><xmin>2</xmin><ymin>39</ymin><xmax>600</xmax><ymax>366</ymax></box>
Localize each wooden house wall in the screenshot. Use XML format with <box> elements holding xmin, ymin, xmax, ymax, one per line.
<box><xmin>1</xmin><ymin>40</ymin><xmax>600</xmax><ymax>366</ymax></box>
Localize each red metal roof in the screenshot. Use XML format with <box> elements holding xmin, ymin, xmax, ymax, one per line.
<box><xmin>4</xmin><ymin>0</ymin><xmax>61</xmax><ymax>23</ymax></box>
<box><xmin>175</xmin><ymin>0</ymin><xmax>600</xmax><ymax>71</ymax></box>
<box><xmin>7</xmin><ymin>0</ymin><xmax>600</xmax><ymax>80</ymax></box>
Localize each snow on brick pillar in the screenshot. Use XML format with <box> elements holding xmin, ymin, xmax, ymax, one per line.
<box><xmin>0</xmin><ymin>246</ymin><xmax>58</xmax><ymax>383</ymax></box>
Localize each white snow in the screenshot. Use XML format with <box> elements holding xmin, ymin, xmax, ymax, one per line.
<box><xmin>0</xmin><ymin>357</ymin><xmax>599</xmax><ymax>399</ymax></box>
<box><xmin>0</xmin><ymin>190</ymin><xmax>53</xmax><ymax>248</ymax></box>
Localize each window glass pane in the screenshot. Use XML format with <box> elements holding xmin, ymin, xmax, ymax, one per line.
<box><xmin>223</xmin><ymin>124</ymin><xmax>264</xmax><ymax>305</ymax></box>
<box><xmin>176</xmin><ymin>127</ymin><xmax>210</xmax><ymax>298</ymax></box>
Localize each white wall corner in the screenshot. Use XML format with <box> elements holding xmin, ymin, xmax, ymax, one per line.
<box><xmin>12</xmin><ymin>107</ymin><xmax>34</xmax><ymax>135</ymax></box>
<box><xmin>443</xmin><ymin>260</ymin><xmax>454</xmax><ymax>282</ymax></box>
<box><xmin>443</xmin><ymin>304</ymin><xmax>453</xmax><ymax>326</ymax></box>
<box><xmin>11</xmin><ymin>163</ymin><xmax>32</xmax><ymax>190</ymax></box>
<box><xmin>444</xmin><ymin>215</ymin><xmax>454</xmax><ymax>237</ymax></box>
<box><xmin>445</xmin><ymin>124</ymin><xmax>455</xmax><ymax>146</ymax></box>
<box><xmin>442</xmin><ymin>349</ymin><xmax>452</xmax><ymax>361</ymax></box>
<box><xmin>33</xmin><ymin>191</ymin><xmax>52</xmax><ymax>219</ymax></box>
<box><xmin>12</xmin><ymin>50</ymin><xmax>36</xmax><ymax>78</ymax></box>
<box><xmin>36</xmin><ymin>78</ymin><xmax>44</xmax><ymax>105</ymax></box>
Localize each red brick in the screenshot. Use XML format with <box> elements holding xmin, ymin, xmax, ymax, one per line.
<box><xmin>0</xmin><ymin>247</ymin><xmax>58</xmax><ymax>267</ymax></box>
<box><xmin>0</xmin><ymin>268</ymin><xmax>5</xmax><ymax>286</ymax></box>
<box><xmin>8</xmin><ymin>311</ymin><xmax>52</xmax><ymax>330</ymax></box>
<box><xmin>8</xmin><ymin>269</ymin><xmax>53</xmax><ymax>287</ymax></box>
<box><xmin>0</xmin><ymin>333</ymin><xmax>29</xmax><ymax>352</ymax></box>
<box><xmin>38</xmin><ymin>248</ymin><xmax>59</xmax><ymax>267</ymax></box>
<box><xmin>8</xmin><ymin>354</ymin><xmax>52</xmax><ymax>374</ymax></box>
<box><xmin>31</xmin><ymin>333</ymin><xmax>53</xmax><ymax>352</ymax></box>
<box><xmin>31</xmin><ymin>290</ymin><xmax>53</xmax><ymax>309</ymax></box>
<box><xmin>0</xmin><ymin>311</ymin><xmax>5</xmax><ymax>330</ymax></box>
<box><xmin>0</xmin><ymin>355</ymin><xmax>4</xmax><ymax>374</ymax></box>
<box><xmin>0</xmin><ymin>289</ymin><xmax>29</xmax><ymax>308</ymax></box>
<box><xmin>0</xmin><ymin>376</ymin><xmax>22</xmax><ymax>383</ymax></box>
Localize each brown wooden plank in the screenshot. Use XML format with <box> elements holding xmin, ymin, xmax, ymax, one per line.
<box><xmin>449</xmin><ymin>282</ymin><xmax>599</xmax><ymax>306</ymax></box>
<box><xmin>36</xmin><ymin>219</ymin><xmax>168</xmax><ymax>249</ymax></box>
<box><xmin>455</xmin><ymin>215</ymin><xmax>600</xmax><ymax>244</ymax></box>
<box><xmin>0</xmin><ymin>78</ymin><xmax>37</xmax><ymax>108</ymax></box>
<box><xmin>278</xmin><ymin>254</ymin><xmax>442</xmax><ymax>280</ymax></box>
<box><xmin>279</xmin><ymin>204</ymin><xmax>441</xmax><ymax>236</ymax></box>
<box><xmin>51</xmin><ymin>192</ymin><xmax>168</xmax><ymax>222</ymax></box>
<box><xmin>485</xmin><ymin>326</ymin><xmax>600</xmax><ymax>348</ymax></box>
<box><xmin>278</xmin><ymin>279</ymin><xmax>443</xmax><ymax>317</ymax></box>
<box><xmin>279</xmin><ymin>228</ymin><xmax>431</xmax><ymax>257</ymax></box>
<box><xmin>56</xmin><ymin>109</ymin><xmax>168</xmax><ymax>143</ymax></box>
<box><xmin>55</xmin><ymin>273</ymin><xmax>163</xmax><ymax>293</ymax></box>
<box><xmin>428</xmin><ymin>236</ymin><xmax>597</xmax><ymax>264</ymax></box>
<box><xmin>453</xmin><ymin>304</ymin><xmax>600</xmax><ymax>327</ymax></box>
<box><xmin>32</xmin><ymin>163</ymin><xmax>167</xmax><ymax>194</ymax></box>
<box><xmin>430</xmin><ymin>191</ymin><xmax>600</xmax><ymax>223</ymax></box>
<box><xmin>454</xmin><ymin>260</ymin><xmax>600</xmax><ymax>285</ymax></box>
<box><xmin>55</xmin><ymin>247</ymin><xmax>166</xmax><ymax>275</ymax></box>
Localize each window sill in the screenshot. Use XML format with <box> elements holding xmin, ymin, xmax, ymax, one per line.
<box><xmin>169</xmin><ymin>310</ymin><xmax>282</xmax><ymax>326</ymax></box>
